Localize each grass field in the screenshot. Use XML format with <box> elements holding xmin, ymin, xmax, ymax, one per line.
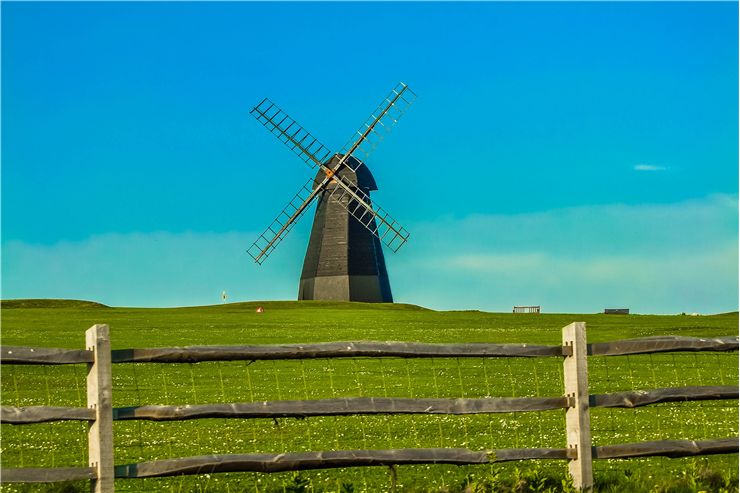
<box><xmin>1</xmin><ymin>300</ymin><xmax>738</xmax><ymax>492</ymax></box>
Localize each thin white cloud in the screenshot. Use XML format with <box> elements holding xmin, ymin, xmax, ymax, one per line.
<box><xmin>405</xmin><ymin>193</ymin><xmax>737</xmax><ymax>258</ymax></box>
<box><xmin>634</xmin><ymin>164</ymin><xmax>667</xmax><ymax>171</ymax></box>
<box><xmin>390</xmin><ymin>243</ymin><xmax>737</xmax><ymax>314</ymax></box>
<box><xmin>2</xmin><ymin>194</ymin><xmax>737</xmax><ymax>314</ymax></box>
<box><xmin>1</xmin><ymin>231</ymin><xmax>306</xmax><ymax>307</ymax></box>
<box><xmin>388</xmin><ymin>194</ymin><xmax>738</xmax><ymax>314</ymax></box>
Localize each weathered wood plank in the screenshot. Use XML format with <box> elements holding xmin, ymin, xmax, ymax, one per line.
<box><xmin>115</xmin><ymin>449</ymin><xmax>490</xmax><ymax>477</ymax></box>
<box><xmin>594</xmin><ymin>438</ymin><xmax>739</xmax><ymax>459</ymax></box>
<box><xmin>1</xmin><ymin>405</ymin><xmax>95</xmax><ymax>424</ymax></box>
<box><xmin>110</xmin><ymin>341</ymin><xmax>564</xmax><ymax>363</ymax></box>
<box><xmin>493</xmin><ymin>448</ymin><xmax>575</xmax><ymax>461</ymax></box>
<box><xmin>113</xmin><ymin>396</ymin><xmax>570</xmax><ymax>421</ymax></box>
<box><xmin>0</xmin><ymin>467</ymin><xmax>96</xmax><ymax>483</ymax></box>
<box><xmin>113</xmin><ymin>438</ymin><xmax>738</xmax><ymax>479</ymax></box>
<box><xmin>1</xmin><ymin>346</ymin><xmax>93</xmax><ymax>365</ymax></box>
<box><xmin>591</xmin><ymin>385</ymin><xmax>738</xmax><ymax>409</ymax></box>
<box><xmin>6</xmin><ymin>385</ymin><xmax>731</xmax><ymax>424</ymax></box>
<box><xmin>589</xmin><ymin>336</ymin><xmax>738</xmax><ymax>356</ymax></box>
<box><xmin>6</xmin><ymin>335</ymin><xmax>734</xmax><ymax>367</ymax></box>
<box><xmin>5</xmin><ymin>440</ymin><xmax>735</xmax><ymax>482</ymax></box>
<box><xmin>5</xmin><ymin>333</ymin><xmax>736</xmax><ymax>366</ymax></box>
<box><xmin>115</xmin><ymin>447</ymin><xmax>575</xmax><ymax>478</ymax></box>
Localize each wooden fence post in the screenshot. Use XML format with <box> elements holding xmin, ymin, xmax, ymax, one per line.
<box><xmin>562</xmin><ymin>322</ymin><xmax>593</xmax><ymax>491</ymax></box>
<box><xmin>86</xmin><ymin>324</ymin><xmax>114</xmax><ymax>492</ymax></box>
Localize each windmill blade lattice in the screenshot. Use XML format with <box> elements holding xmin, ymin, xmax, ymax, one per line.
<box><xmin>328</xmin><ymin>173</ymin><xmax>409</xmax><ymax>252</ymax></box>
<box><xmin>339</xmin><ymin>82</ymin><xmax>417</xmax><ymax>172</ymax></box>
<box><xmin>250</xmin><ymin>98</ymin><xmax>333</xmax><ymax>169</ymax></box>
<box><xmin>247</xmin><ymin>82</ymin><xmax>415</xmax><ymax>267</ymax></box>
<box><xmin>247</xmin><ymin>177</ymin><xmax>320</xmax><ymax>264</ymax></box>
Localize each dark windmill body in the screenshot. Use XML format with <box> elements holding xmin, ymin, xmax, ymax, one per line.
<box><xmin>299</xmin><ymin>155</ymin><xmax>392</xmax><ymax>302</ymax></box>
<box><xmin>247</xmin><ymin>83</ymin><xmax>415</xmax><ymax>302</ymax></box>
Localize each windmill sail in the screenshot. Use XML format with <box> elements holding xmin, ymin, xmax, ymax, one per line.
<box><xmin>247</xmin><ymin>82</ymin><xmax>415</xmax><ymax>272</ymax></box>
<box><xmin>338</xmin><ymin>82</ymin><xmax>417</xmax><ymax>171</ymax></box>
<box><xmin>328</xmin><ymin>173</ymin><xmax>410</xmax><ymax>252</ymax></box>
<box><xmin>250</xmin><ymin>98</ymin><xmax>333</xmax><ymax>169</ymax></box>
<box><xmin>247</xmin><ymin>177</ymin><xmax>321</xmax><ymax>264</ymax></box>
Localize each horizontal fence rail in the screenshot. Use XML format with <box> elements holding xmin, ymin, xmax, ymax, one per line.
<box><xmin>1</xmin><ymin>406</ymin><xmax>96</xmax><ymax>424</ymax></box>
<box><xmin>111</xmin><ymin>396</ymin><xmax>570</xmax><ymax>421</ymax></box>
<box><xmin>4</xmin><ymin>385</ymin><xmax>737</xmax><ymax>424</ymax></box>
<box><xmin>1</xmin><ymin>466</ymin><xmax>98</xmax><ymax>483</ymax></box>
<box><xmin>110</xmin><ymin>438</ymin><xmax>740</xmax><ymax>479</ymax></box>
<box><xmin>594</xmin><ymin>438</ymin><xmax>739</xmax><ymax>459</ymax></box>
<box><xmin>112</xmin><ymin>448</ymin><xmax>575</xmax><ymax>478</ymax></box>
<box><xmin>108</xmin><ymin>341</ymin><xmax>568</xmax><ymax>362</ymax></box>
<box><xmin>4</xmin><ymin>438</ymin><xmax>737</xmax><ymax>482</ymax></box>
<box><xmin>588</xmin><ymin>335</ymin><xmax>738</xmax><ymax>356</ymax></box>
<box><xmin>0</xmin><ymin>397</ymin><xmax>569</xmax><ymax>425</ymax></box>
<box><xmin>1</xmin><ymin>326</ymin><xmax>737</xmax><ymax>492</ymax></box>
<box><xmin>1</xmin><ymin>347</ymin><xmax>93</xmax><ymax>364</ymax></box>
<box><xmin>590</xmin><ymin>385</ymin><xmax>738</xmax><ymax>408</ymax></box>
<box><xmin>114</xmin><ymin>449</ymin><xmax>494</xmax><ymax>477</ymax></box>
<box><xmin>3</xmin><ymin>336</ymin><xmax>737</xmax><ymax>366</ymax></box>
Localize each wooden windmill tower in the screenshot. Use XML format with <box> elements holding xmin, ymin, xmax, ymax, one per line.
<box><xmin>247</xmin><ymin>83</ymin><xmax>416</xmax><ymax>302</ymax></box>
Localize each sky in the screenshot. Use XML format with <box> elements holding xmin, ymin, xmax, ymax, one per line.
<box><xmin>2</xmin><ymin>1</ymin><xmax>738</xmax><ymax>314</ymax></box>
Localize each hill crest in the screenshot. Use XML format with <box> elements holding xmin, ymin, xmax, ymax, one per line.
<box><xmin>0</xmin><ymin>299</ymin><xmax>111</xmax><ymax>309</ymax></box>
<box><xmin>0</xmin><ymin>298</ymin><xmax>430</xmax><ymax>311</ymax></box>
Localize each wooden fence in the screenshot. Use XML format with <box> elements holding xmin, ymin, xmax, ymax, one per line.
<box><xmin>1</xmin><ymin>323</ymin><xmax>738</xmax><ymax>491</ymax></box>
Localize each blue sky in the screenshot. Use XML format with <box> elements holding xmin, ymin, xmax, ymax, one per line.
<box><xmin>2</xmin><ymin>1</ymin><xmax>738</xmax><ymax>313</ymax></box>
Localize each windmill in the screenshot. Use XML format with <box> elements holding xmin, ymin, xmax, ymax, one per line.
<box><xmin>247</xmin><ymin>82</ymin><xmax>416</xmax><ymax>302</ymax></box>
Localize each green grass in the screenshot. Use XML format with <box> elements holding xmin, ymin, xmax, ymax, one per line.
<box><xmin>1</xmin><ymin>300</ymin><xmax>738</xmax><ymax>492</ymax></box>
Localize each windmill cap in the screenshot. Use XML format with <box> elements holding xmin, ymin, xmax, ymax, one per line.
<box><xmin>313</xmin><ymin>154</ymin><xmax>378</xmax><ymax>191</ymax></box>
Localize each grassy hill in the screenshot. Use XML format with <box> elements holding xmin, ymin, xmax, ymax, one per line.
<box><xmin>2</xmin><ymin>299</ymin><xmax>737</xmax><ymax>348</ymax></box>
<box><xmin>1</xmin><ymin>300</ymin><xmax>738</xmax><ymax>492</ymax></box>
<box><xmin>1</xmin><ymin>298</ymin><xmax>111</xmax><ymax>309</ymax></box>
